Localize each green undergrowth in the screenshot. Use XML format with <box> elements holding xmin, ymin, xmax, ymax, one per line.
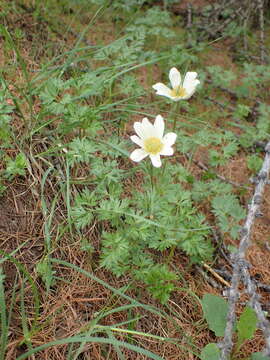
<box><xmin>0</xmin><ymin>0</ymin><xmax>270</xmax><ymax>358</ymax></box>
<box><xmin>200</xmin><ymin>294</ymin><xmax>268</xmax><ymax>360</ymax></box>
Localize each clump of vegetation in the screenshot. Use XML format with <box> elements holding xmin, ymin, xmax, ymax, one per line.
<box><xmin>0</xmin><ymin>0</ymin><xmax>270</xmax><ymax>359</ymax></box>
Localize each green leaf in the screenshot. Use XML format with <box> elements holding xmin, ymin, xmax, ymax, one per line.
<box><xmin>68</xmin><ymin>138</ymin><xmax>97</xmax><ymax>166</ymax></box>
<box><xmin>5</xmin><ymin>153</ymin><xmax>28</xmax><ymax>179</ymax></box>
<box><xmin>36</xmin><ymin>256</ymin><xmax>55</xmax><ymax>293</ymax></box>
<box><xmin>200</xmin><ymin>343</ymin><xmax>220</xmax><ymax>360</ymax></box>
<box><xmin>211</xmin><ymin>194</ymin><xmax>246</xmax><ymax>239</ymax></box>
<box><xmin>251</xmin><ymin>352</ymin><xmax>269</xmax><ymax>360</ymax></box>
<box><xmin>17</xmin><ymin>335</ymin><xmax>164</xmax><ymax>360</ymax></box>
<box><xmin>236</xmin><ymin>306</ymin><xmax>257</xmax><ymax>348</ymax></box>
<box><xmin>0</xmin><ymin>181</ymin><xmax>6</xmax><ymax>196</ymax></box>
<box><xmin>71</xmin><ymin>205</ymin><xmax>94</xmax><ymax>229</ymax></box>
<box><xmin>139</xmin><ymin>264</ymin><xmax>177</xmax><ymax>304</ymax></box>
<box><xmin>227</xmin><ymin>244</ymin><xmax>238</xmax><ymax>254</ymax></box>
<box><xmin>233</xmin><ymin>104</ymin><xmax>251</xmax><ymax>120</ymax></box>
<box><xmin>247</xmin><ymin>155</ymin><xmax>263</xmax><ymax>174</ymax></box>
<box><xmin>201</xmin><ymin>294</ymin><xmax>229</xmax><ymax>336</ymax></box>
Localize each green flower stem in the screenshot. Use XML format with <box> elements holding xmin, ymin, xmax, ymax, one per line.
<box><xmin>161</xmin><ymin>157</ymin><xmax>167</xmax><ymax>177</ymax></box>
<box><xmin>172</xmin><ymin>101</ymin><xmax>181</xmax><ymax>132</ymax></box>
<box><xmin>147</xmin><ymin>164</ymin><xmax>158</xmax><ymax>217</ymax></box>
<box><xmin>165</xmin><ymin>101</ymin><xmax>181</xmax><ymax>263</ymax></box>
<box><xmin>150</xmin><ymin>165</ymin><xmax>156</xmax><ymax>216</ymax></box>
<box><xmin>149</xmin><ymin>163</ymin><xmax>154</xmax><ymax>191</ymax></box>
<box><xmin>166</xmin><ymin>244</ymin><xmax>176</xmax><ymax>264</ymax></box>
<box><xmin>161</xmin><ymin>101</ymin><xmax>180</xmax><ymax>177</ymax></box>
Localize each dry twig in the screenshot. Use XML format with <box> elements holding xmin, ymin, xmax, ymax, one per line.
<box><xmin>219</xmin><ymin>141</ymin><xmax>270</xmax><ymax>359</ymax></box>
<box><xmin>202</xmin><ymin>262</ymin><xmax>230</xmax><ymax>288</ymax></box>
<box><xmin>186</xmin><ymin>3</ymin><xmax>193</xmax><ymax>47</ymax></box>
<box><xmin>185</xmin><ymin>153</ymin><xmax>250</xmax><ymax>189</ymax></box>
<box><xmin>257</xmin><ymin>0</ymin><xmax>267</xmax><ymax>64</ymax></box>
<box><xmin>241</xmin><ymin>264</ymin><xmax>270</xmax><ymax>353</ymax></box>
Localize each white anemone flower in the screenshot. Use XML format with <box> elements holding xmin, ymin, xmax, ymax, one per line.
<box><xmin>130</xmin><ymin>115</ymin><xmax>177</xmax><ymax>168</ymax></box>
<box><xmin>152</xmin><ymin>67</ymin><xmax>200</xmax><ymax>101</ymax></box>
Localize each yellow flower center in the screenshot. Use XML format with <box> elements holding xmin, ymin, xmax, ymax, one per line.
<box><xmin>144</xmin><ymin>137</ymin><xmax>163</xmax><ymax>155</ymax></box>
<box><xmin>171</xmin><ymin>86</ymin><xmax>187</xmax><ymax>98</ymax></box>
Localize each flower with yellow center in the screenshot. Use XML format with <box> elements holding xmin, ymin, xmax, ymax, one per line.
<box><xmin>152</xmin><ymin>67</ymin><xmax>200</xmax><ymax>101</ymax></box>
<box><xmin>130</xmin><ymin>115</ymin><xmax>177</xmax><ymax>168</ymax></box>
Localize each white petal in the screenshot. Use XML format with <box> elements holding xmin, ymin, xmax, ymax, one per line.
<box><xmin>130</xmin><ymin>135</ymin><xmax>143</xmax><ymax>147</ymax></box>
<box><xmin>154</xmin><ymin>115</ymin><xmax>164</xmax><ymax>139</ymax></box>
<box><xmin>183</xmin><ymin>72</ymin><xmax>199</xmax><ymax>89</ymax></box>
<box><xmin>130</xmin><ymin>148</ymin><xmax>148</xmax><ymax>162</ymax></box>
<box><xmin>150</xmin><ymin>154</ymin><xmax>162</xmax><ymax>168</ymax></box>
<box><xmin>134</xmin><ymin>118</ymin><xmax>156</xmax><ymax>140</ymax></box>
<box><xmin>160</xmin><ymin>145</ymin><xmax>174</xmax><ymax>156</ymax></box>
<box><xmin>169</xmin><ymin>67</ymin><xmax>181</xmax><ymax>89</ymax></box>
<box><xmin>152</xmin><ymin>83</ymin><xmax>173</xmax><ymax>99</ymax></box>
<box><xmin>142</xmin><ymin>117</ymin><xmax>153</xmax><ymax>127</ymax></box>
<box><xmin>163</xmin><ymin>132</ymin><xmax>177</xmax><ymax>146</ymax></box>
<box><xmin>142</xmin><ymin>117</ymin><xmax>156</xmax><ymax>138</ymax></box>
<box><xmin>182</xmin><ymin>80</ymin><xmax>200</xmax><ymax>99</ymax></box>
<box><xmin>134</xmin><ymin>121</ymin><xmax>145</xmax><ymax>139</ymax></box>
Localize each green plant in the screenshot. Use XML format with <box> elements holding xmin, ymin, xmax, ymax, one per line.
<box><xmin>5</xmin><ymin>153</ymin><xmax>28</xmax><ymax>179</ymax></box>
<box><xmin>2</xmin><ymin>1</ymin><xmax>270</xmax><ymax>358</ymax></box>
<box><xmin>211</xmin><ymin>194</ymin><xmax>246</xmax><ymax>240</ymax></box>
<box><xmin>247</xmin><ymin>154</ymin><xmax>263</xmax><ymax>174</ymax></box>
<box><xmin>0</xmin><ymin>85</ymin><xmax>13</xmax><ymax>146</ymax></box>
<box><xmin>201</xmin><ymin>294</ymin><xmax>261</xmax><ymax>360</ymax></box>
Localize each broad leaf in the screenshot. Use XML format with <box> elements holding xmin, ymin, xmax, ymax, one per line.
<box><xmin>237</xmin><ymin>306</ymin><xmax>257</xmax><ymax>348</ymax></box>
<box><xmin>200</xmin><ymin>343</ymin><xmax>220</xmax><ymax>360</ymax></box>
<box><xmin>201</xmin><ymin>294</ymin><xmax>229</xmax><ymax>336</ymax></box>
<box><xmin>251</xmin><ymin>352</ymin><xmax>269</xmax><ymax>360</ymax></box>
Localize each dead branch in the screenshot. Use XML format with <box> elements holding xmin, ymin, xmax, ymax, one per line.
<box><xmin>219</xmin><ymin>140</ymin><xmax>270</xmax><ymax>360</ymax></box>
<box><xmin>205</xmin><ymin>96</ymin><xmax>235</xmax><ymax>112</ymax></box>
<box><xmin>241</xmin><ymin>264</ymin><xmax>270</xmax><ymax>355</ymax></box>
<box><xmin>186</xmin><ymin>3</ymin><xmax>193</xmax><ymax>47</ymax></box>
<box><xmin>184</xmin><ymin>153</ymin><xmax>250</xmax><ymax>189</ymax></box>
<box><xmin>257</xmin><ymin>0</ymin><xmax>267</xmax><ymax>64</ymax></box>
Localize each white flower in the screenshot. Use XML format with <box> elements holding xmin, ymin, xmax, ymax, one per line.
<box><xmin>152</xmin><ymin>67</ymin><xmax>200</xmax><ymax>101</ymax></box>
<box><xmin>130</xmin><ymin>115</ymin><xmax>177</xmax><ymax>168</ymax></box>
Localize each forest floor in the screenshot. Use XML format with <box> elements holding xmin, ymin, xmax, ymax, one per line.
<box><xmin>1</xmin><ymin>1</ymin><xmax>270</xmax><ymax>359</ymax></box>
